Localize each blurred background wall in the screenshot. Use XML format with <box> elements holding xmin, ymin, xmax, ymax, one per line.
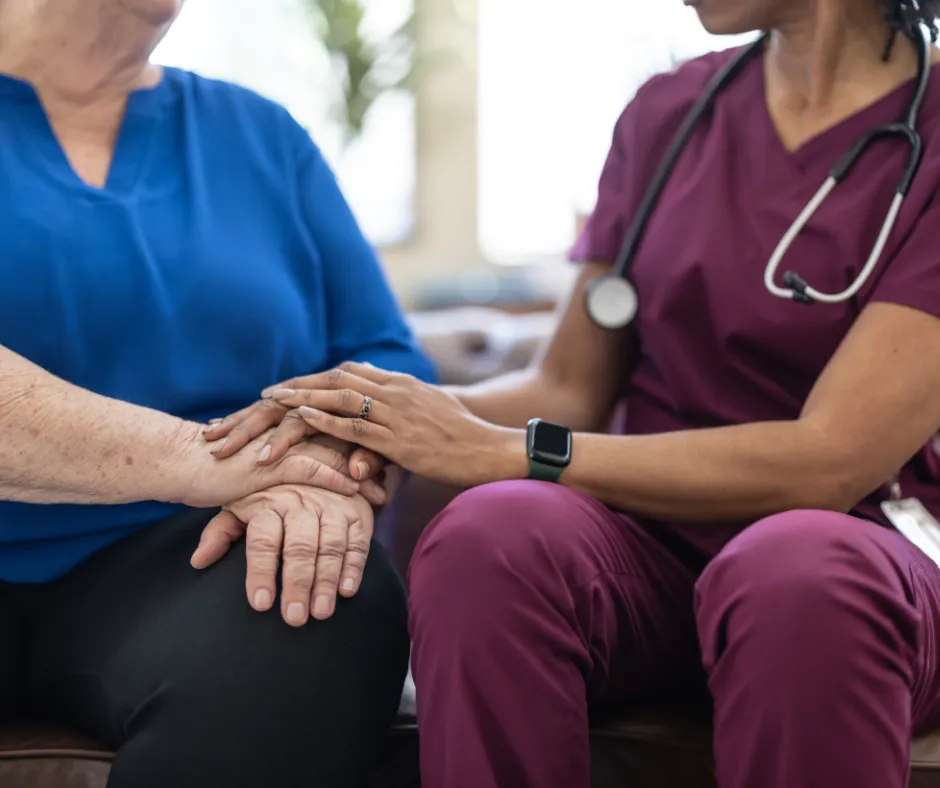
<box><xmin>154</xmin><ymin>0</ymin><xmax>749</xmax><ymax>311</ymax></box>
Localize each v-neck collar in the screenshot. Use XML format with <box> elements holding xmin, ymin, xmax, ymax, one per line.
<box><xmin>0</xmin><ymin>68</ymin><xmax>175</xmax><ymax>199</ymax></box>
<box><xmin>751</xmin><ymin>55</ymin><xmax>940</xmax><ymax>176</ymax></box>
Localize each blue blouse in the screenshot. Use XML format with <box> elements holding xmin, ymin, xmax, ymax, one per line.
<box><xmin>0</xmin><ymin>68</ymin><xmax>435</xmax><ymax>582</ymax></box>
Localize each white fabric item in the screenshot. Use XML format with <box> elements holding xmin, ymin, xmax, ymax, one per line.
<box><xmin>398</xmin><ymin>661</ymin><xmax>417</xmax><ymax>717</ymax></box>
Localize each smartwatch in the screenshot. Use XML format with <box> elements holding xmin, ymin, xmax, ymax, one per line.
<box><xmin>526</xmin><ymin>418</ymin><xmax>573</xmax><ymax>483</ymax></box>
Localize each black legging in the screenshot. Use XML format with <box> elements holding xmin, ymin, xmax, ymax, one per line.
<box><xmin>0</xmin><ymin>508</ymin><xmax>410</xmax><ymax>787</ymax></box>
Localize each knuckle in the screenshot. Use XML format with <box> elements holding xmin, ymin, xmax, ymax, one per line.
<box><xmin>339</xmin><ymin>388</ymin><xmax>353</xmax><ymax>407</ymax></box>
<box><xmin>281</xmin><ymin>412</ymin><xmax>307</xmax><ymax>432</ymax></box>
<box><xmin>352</xmin><ymin>419</ymin><xmax>367</xmax><ymax>437</ymax></box>
<box><xmin>316</xmin><ymin>539</ymin><xmax>346</xmax><ymax>559</ymax></box>
<box><xmin>326</xmin><ymin>369</ymin><xmax>344</xmax><ymax>387</ymax></box>
<box><xmin>228</xmin><ymin>421</ymin><xmax>249</xmax><ymax>438</ymax></box>
<box><xmin>323</xmin><ymin>449</ymin><xmax>346</xmax><ymax>472</ymax></box>
<box><xmin>305</xmin><ymin>461</ymin><xmax>329</xmax><ymax>484</ymax></box>
<box><xmin>283</xmin><ymin>573</ymin><xmax>315</xmax><ymax>593</ymax></box>
<box><xmin>245</xmin><ymin>532</ymin><xmax>281</xmax><ymax>554</ymax></box>
<box><xmin>259</xmin><ymin>399</ymin><xmax>283</xmax><ymax>414</ymax></box>
<box><xmin>346</xmin><ymin>543</ymin><xmax>370</xmax><ymax>559</ymax></box>
<box><xmin>281</xmin><ymin>541</ymin><xmax>318</xmax><ymax>561</ymax></box>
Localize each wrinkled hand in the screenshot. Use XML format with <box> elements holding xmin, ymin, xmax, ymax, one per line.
<box><xmin>184</xmin><ymin>429</ymin><xmax>386</xmax><ymax>508</ymax></box>
<box><xmin>262</xmin><ymin>363</ymin><xmax>524</xmax><ymax>488</ymax></box>
<box><xmin>191</xmin><ymin>485</ymin><xmax>374</xmax><ymax>626</ymax></box>
<box><xmin>203</xmin><ymin>397</ymin><xmax>383</xmax><ymax>484</ymax></box>
<box><xmin>179</xmin><ymin>427</ymin><xmax>358</xmax><ymax>508</ymax></box>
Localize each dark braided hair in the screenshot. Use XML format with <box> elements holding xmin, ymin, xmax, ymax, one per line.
<box><xmin>883</xmin><ymin>0</ymin><xmax>940</xmax><ymax>59</ymax></box>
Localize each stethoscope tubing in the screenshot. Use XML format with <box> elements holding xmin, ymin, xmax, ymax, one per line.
<box><xmin>590</xmin><ymin>26</ymin><xmax>932</xmax><ymax>329</ymax></box>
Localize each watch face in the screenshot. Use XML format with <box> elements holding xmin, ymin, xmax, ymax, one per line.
<box><xmin>528</xmin><ymin>420</ymin><xmax>572</xmax><ymax>466</ymax></box>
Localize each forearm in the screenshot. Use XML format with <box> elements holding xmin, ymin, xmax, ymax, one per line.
<box><xmin>566</xmin><ymin>421</ymin><xmax>863</xmax><ymax>522</ymax></box>
<box><xmin>0</xmin><ymin>345</ymin><xmax>198</xmax><ymax>504</ymax></box>
<box><xmin>447</xmin><ymin>368</ymin><xmax>606</xmax><ymax>432</ymax></box>
<box><xmin>489</xmin><ymin>419</ymin><xmax>858</xmax><ymax>524</ymax></box>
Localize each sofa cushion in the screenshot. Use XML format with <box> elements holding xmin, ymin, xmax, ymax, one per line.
<box><xmin>3</xmin><ymin>702</ymin><xmax>940</xmax><ymax>788</ymax></box>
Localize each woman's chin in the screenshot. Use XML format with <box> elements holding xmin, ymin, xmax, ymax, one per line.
<box><xmin>120</xmin><ymin>0</ymin><xmax>184</xmax><ymax>27</ymax></box>
<box><xmin>687</xmin><ymin>1</ymin><xmax>764</xmax><ymax>37</ymax></box>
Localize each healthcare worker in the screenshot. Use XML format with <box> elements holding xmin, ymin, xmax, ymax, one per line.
<box><xmin>211</xmin><ymin>0</ymin><xmax>940</xmax><ymax>785</ymax></box>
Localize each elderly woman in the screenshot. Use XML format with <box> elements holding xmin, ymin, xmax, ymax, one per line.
<box><xmin>220</xmin><ymin>0</ymin><xmax>940</xmax><ymax>786</ymax></box>
<box><xmin>0</xmin><ymin>0</ymin><xmax>434</xmax><ymax>786</ymax></box>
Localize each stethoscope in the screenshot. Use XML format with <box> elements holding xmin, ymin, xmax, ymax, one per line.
<box><xmin>586</xmin><ymin>27</ymin><xmax>932</xmax><ymax>330</ymax></box>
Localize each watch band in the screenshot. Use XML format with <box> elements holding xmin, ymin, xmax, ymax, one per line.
<box><xmin>527</xmin><ymin>458</ymin><xmax>566</xmax><ymax>484</ymax></box>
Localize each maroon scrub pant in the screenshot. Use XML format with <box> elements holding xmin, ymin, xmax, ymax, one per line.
<box><xmin>409</xmin><ymin>481</ymin><xmax>940</xmax><ymax>788</ymax></box>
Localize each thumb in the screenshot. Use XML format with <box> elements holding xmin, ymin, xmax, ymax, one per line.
<box><xmin>191</xmin><ymin>510</ymin><xmax>245</xmax><ymax>569</ymax></box>
<box><xmin>349</xmin><ymin>448</ymin><xmax>385</xmax><ymax>481</ymax></box>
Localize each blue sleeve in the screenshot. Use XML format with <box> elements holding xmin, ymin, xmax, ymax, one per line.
<box><xmin>294</xmin><ymin>138</ymin><xmax>437</xmax><ymax>383</ymax></box>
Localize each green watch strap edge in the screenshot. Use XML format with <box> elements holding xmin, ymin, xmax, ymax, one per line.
<box><xmin>527</xmin><ymin>459</ymin><xmax>566</xmax><ymax>484</ymax></box>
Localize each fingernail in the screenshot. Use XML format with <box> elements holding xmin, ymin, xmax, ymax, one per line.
<box><xmin>313</xmin><ymin>595</ymin><xmax>333</xmax><ymax>618</ymax></box>
<box><xmin>258</xmin><ymin>444</ymin><xmax>272</xmax><ymax>462</ymax></box>
<box><xmin>261</xmin><ymin>388</ymin><xmax>274</xmax><ymax>399</ymax></box>
<box><xmin>342</xmin><ymin>578</ymin><xmax>356</xmax><ymax>592</ymax></box>
<box><xmin>209</xmin><ymin>438</ymin><xmax>227</xmax><ymax>454</ymax></box>
<box><xmin>271</xmin><ymin>388</ymin><xmax>296</xmax><ymax>400</ymax></box>
<box><xmin>356</xmin><ymin>462</ymin><xmax>369</xmax><ymax>480</ymax></box>
<box><xmin>208</xmin><ymin>418</ymin><xmax>223</xmax><ymax>425</ymax></box>
<box><xmin>299</xmin><ymin>406</ymin><xmax>319</xmax><ymax>419</ymax></box>
<box><xmin>287</xmin><ymin>602</ymin><xmax>306</xmax><ymax>624</ymax></box>
<box><xmin>253</xmin><ymin>589</ymin><xmax>272</xmax><ymax>610</ymax></box>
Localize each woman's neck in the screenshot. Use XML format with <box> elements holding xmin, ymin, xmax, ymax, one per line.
<box><xmin>761</xmin><ymin>4</ymin><xmax>937</xmax><ymax>151</ymax></box>
<box><xmin>0</xmin><ymin>1</ymin><xmax>172</xmax><ymax>105</ymax></box>
<box><xmin>766</xmin><ymin>4</ymin><xmax>929</xmax><ymax>113</ymax></box>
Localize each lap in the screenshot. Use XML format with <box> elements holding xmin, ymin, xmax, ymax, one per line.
<box><xmin>417</xmin><ymin>480</ymin><xmax>700</xmax><ymax>587</ymax></box>
<box><xmin>25</xmin><ymin>508</ymin><xmax>410</xmax><ymax>748</ymax></box>
<box><xmin>0</xmin><ymin>584</ymin><xmax>26</xmax><ymax>718</ymax></box>
<box><xmin>700</xmin><ymin>509</ymin><xmax>940</xmax><ymax>730</ymax></box>
<box><xmin>412</xmin><ymin>481</ymin><xmax>705</xmax><ymax>701</ymax></box>
<box><xmin>417</xmin><ymin>484</ymin><xmax>940</xmax><ymax>717</ymax></box>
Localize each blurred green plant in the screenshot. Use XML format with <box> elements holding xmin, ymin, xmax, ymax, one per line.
<box><xmin>303</xmin><ymin>0</ymin><xmax>417</xmax><ymax>142</ymax></box>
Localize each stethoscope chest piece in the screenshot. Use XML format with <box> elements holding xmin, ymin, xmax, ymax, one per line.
<box><xmin>585</xmin><ymin>274</ymin><xmax>639</xmax><ymax>330</ymax></box>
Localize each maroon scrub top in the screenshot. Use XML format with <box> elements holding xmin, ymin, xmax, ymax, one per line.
<box><xmin>572</xmin><ymin>48</ymin><xmax>940</xmax><ymax>557</ymax></box>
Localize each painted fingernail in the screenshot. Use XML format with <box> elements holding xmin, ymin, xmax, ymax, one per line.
<box><xmin>356</xmin><ymin>462</ymin><xmax>369</xmax><ymax>480</ymax></box>
<box><xmin>210</xmin><ymin>438</ymin><xmax>228</xmax><ymax>454</ymax></box>
<box><xmin>271</xmin><ymin>388</ymin><xmax>296</xmax><ymax>400</ymax></box>
<box><xmin>287</xmin><ymin>602</ymin><xmax>306</xmax><ymax>624</ymax></box>
<box><xmin>313</xmin><ymin>595</ymin><xmax>333</xmax><ymax>618</ymax></box>
<box><xmin>342</xmin><ymin>578</ymin><xmax>356</xmax><ymax>592</ymax></box>
<box><xmin>299</xmin><ymin>406</ymin><xmax>319</xmax><ymax>419</ymax></box>
<box><xmin>253</xmin><ymin>589</ymin><xmax>272</xmax><ymax>610</ymax></box>
<box><xmin>258</xmin><ymin>444</ymin><xmax>272</xmax><ymax>462</ymax></box>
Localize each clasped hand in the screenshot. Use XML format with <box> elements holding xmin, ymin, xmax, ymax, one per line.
<box><xmin>191</xmin><ymin>362</ymin><xmax>518</xmax><ymax>627</ymax></box>
<box><xmin>190</xmin><ymin>428</ymin><xmax>391</xmax><ymax>627</ymax></box>
<box><xmin>206</xmin><ymin>362</ymin><xmax>520</xmax><ymax>490</ymax></box>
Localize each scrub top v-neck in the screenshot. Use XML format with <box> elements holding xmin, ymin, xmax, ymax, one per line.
<box><xmin>0</xmin><ymin>68</ymin><xmax>434</xmax><ymax>583</ymax></box>
<box><xmin>573</xmin><ymin>47</ymin><xmax>940</xmax><ymax>558</ymax></box>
